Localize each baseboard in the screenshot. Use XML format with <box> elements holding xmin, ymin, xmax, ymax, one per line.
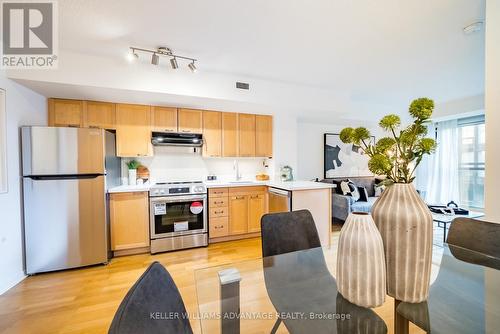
<box><xmin>209</xmin><ymin>232</ymin><xmax>261</xmax><ymax>243</ymax></box>
<box><xmin>0</xmin><ymin>271</ymin><xmax>26</xmax><ymax>295</ymax></box>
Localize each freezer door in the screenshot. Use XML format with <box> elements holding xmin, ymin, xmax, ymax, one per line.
<box><xmin>23</xmin><ymin>175</ymin><xmax>107</xmax><ymax>274</ymax></box>
<box><xmin>22</xmin><ymin>127</ymin><xmax>105</xmax><ymax>176</ymax></box>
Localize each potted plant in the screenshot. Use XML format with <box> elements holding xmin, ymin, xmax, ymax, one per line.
<box><xmin>339</xmin><ymin>97</ymin><xmax>437</xmax><ymax>303</ymax></box>
<box><xmin>126</xmin><ymin>160</ymin><xmax>141</xmax><ymax>185</ymax></box>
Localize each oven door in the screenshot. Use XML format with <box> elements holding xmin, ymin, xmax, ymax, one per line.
<box><xmin>150</xmin><ymin>194</ymin><xmax>207</xmax><ymax>239</ymax></box>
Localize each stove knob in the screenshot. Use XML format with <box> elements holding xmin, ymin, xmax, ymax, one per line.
<box><xmin>194</xmin><ymin>185</ymin><xmax>205</xmax><ymax>193</ymax></box>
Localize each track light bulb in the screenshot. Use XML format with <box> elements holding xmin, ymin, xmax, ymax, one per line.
<box><xmin>151</xmin><ymin>53</ymin><xmax>159</xmax><ymax>65</ymax></box>
<box><xmin>127</xmin><ymin>50</ymin><xmax>139</xmax><ymax>62</ymax></box>
<box><xmin>188</xmin><ymin>62</ymin><xmax>197</xmax><ymax>73</ymax></box>
<box><xmin>170</xmin><ymin>57</ymin><xmax>178</xmax><ymax>69</ymax></box>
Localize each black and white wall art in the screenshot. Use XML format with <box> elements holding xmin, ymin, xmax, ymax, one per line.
<box><xmin>324</xmin><ymin>133</ymin><xmax>374</xmax><ymax>178</ymax></box>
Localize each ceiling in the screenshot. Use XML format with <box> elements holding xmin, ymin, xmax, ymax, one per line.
<box><xmin>12</xmin><ymin>0</ymin><xmax>486</xmax><ymax>121</ymax></box>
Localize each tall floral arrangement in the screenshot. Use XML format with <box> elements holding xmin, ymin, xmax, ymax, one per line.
<box><xmin>339</xmin><ymin>98</ymin><xmax>437</xmax><ymax>183</ymax></box>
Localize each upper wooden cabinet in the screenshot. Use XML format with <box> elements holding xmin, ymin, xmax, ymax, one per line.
<box><xmin>115</xmin><ymin>103</ymin><xmax>153</xmax><ymax>157</ymax></box>
<box><xmin>238</xmin><ymin>114</ymin><xmax>256</xmax><ymax>157</ymax></box>
<box><xmin>222</xmin><ymin>112</ymin><xmax>238</xmax><ymax>157</ymax></box>
<box><xmin>178</xmin><ymin>108</ymin><xmax>202</xmax><ymax>133</ymax></box>
<box><xmin>85</xmin><ymin>101</ymin><xmax>116</xmax><ymax>129</ymax></box>
<box><xmin>109</xmin><ymin>191</ymin><xmax>150</xmax><ymax>251</ymax></box>
<box><xmin>151</xmin><ymin>106</ymin><xmax>177</xmax><ymax>132</ymax></box>
<box><xmin>48</xmin><ymin>98</ymin><xmax>84</xmax><ymax>127</ymax></box>
<box><xmin>256</xmin><ymin>115</ymin><xmax>273</xmax><ymax>158</ymax></box>
<box><xmin>47</xmin><ymin>98</ymin><xmax>273</xmax><ymax>158</ymax></box>
<box><xmin>202</xmin><ymin>111</ymin><xmax>222</xmax><ymax>157</ymax></box>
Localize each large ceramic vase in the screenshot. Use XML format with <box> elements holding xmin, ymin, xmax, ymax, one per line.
<box><xmin>337</xmin><ymin>212</ymin><xmax>386</xmax><ymax>308</ymax></box>
<box><xmin>371</xmin><ymin>183</ymin><xmax>433</xmax><ymax>302</ymax></box>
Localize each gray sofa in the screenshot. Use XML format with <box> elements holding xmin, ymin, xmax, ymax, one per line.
<box><xmin>321</xmin><ymin>177</ymin><xmax>379</xmax><ymax>223</ymax></box>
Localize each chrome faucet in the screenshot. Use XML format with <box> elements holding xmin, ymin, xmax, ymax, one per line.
<box><xmin>233</xmin><ymin>160</ymin><xmax>242</xmax><ymax>181</ymax></box>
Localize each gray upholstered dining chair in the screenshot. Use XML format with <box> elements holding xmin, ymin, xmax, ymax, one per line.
<box><xmin>260</xmin><ymin>209</ymin><xmax>322</xmax><ymax>257</ymax></box>
<box><xmin>261</xmin><ymin>210</ymin><xmax>322</xmax><ymax>333</ymax></box>
<box><xmin>446</xmin><ymin>217</ymin><xmax>500</xmax><ymax>257</ymax></box>
<box><xmin>108</xmin><ymin>261</ymin><xmax>193</xmax><ymax>334</ymax></box>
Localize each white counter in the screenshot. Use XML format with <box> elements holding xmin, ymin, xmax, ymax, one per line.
<box><xmin>267</xmin><ymin>181</ymin><xmax>335</xmax><ymax>191</ymax></box>
<box><xmin>108</xmin><ymin>180</ymin><xmax>335</xmax><ymax>193</ymax></box>
<box><xmin>107</xmin><ymin>184</ymin><xmax>151</xmax><ymax>193</ymax></box>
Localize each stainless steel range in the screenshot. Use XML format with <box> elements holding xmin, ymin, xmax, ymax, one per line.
<box><xmin>149</xmin><ymin>181</ymin><xmax>208</xmax><ymax>253</ymax></box>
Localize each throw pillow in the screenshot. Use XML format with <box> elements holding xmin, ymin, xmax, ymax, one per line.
<box><xmin>374</xmin><ymin>183</ymin><xmax>386</xmax><ymax>197</ymax></box>
<box><xmin>358</xmin><ymin>186</ymin><xmax>369</xmax><ymax>202</ymax></box>
<box><xmin>340</xmin><ymin>181</ymin><xmax>351</xmax><ymax>195</ymax></box>
<box><xmin>333</xmin><ymin>179</ymin><xmax>348</xmax><ymax>194</ymax></box>
<box><xmin>348</xmin><ymin>182</ymin><xmax>361</xmax><ymax>201</ymax></box>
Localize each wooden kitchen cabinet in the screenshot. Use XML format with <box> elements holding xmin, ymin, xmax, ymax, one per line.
<box><xmin>208</xmin><ymin>188</ymin><xmax>230</xmax><ymax>239</ymax></box>
<box><xmin>115</xmin><ymin>103</ymin><xmax>153</xmax><ymax>157</ymax></box>
<box><xmin>202</xmin><ymin>111</ymin><xmax>222</xmax><ymax>157</ymax></box>
<box><xmin>178</xmin><ymin>108</ymin><xmax>203</xmax><ymax>133</ymax></box>
<box><xmin>222</xmin><ymin>112</ymin><xmax>238</xmax><ymax>157</ymax></box>
<box><xmin>238</xmin><ymin>113</ymin><xmax>256</xmax><ymax>157</ymax></box>
<box><xmin>109</xmin><ymin>192</ymin><xmax>150</xmax><ymax>251</ymax></box>
<box><xmin>256</xmin><ymin>115</ymin><xmax>273</xmax><ymax>158</ymax></box>
<box><xmin>151</xmin><ymin>106</ymin><xmax>178</xmax><ymax>132</ymax></box>
<box><xmin>248</xmin><ymin>193</ymin><xmax>267</xmax><ymax>233</ymax></box>
<box><xmin>209</xmin><ymin>217</ymin><xmax>229</xmax><ymax>238</ymax></box>
<box><xmin>48</xmin><ymin>98</ymin><xmax>84</xmax><ymax>127</ymax></box>
<box><xmin>229</xmin><ymin>194</ymin><xmax>248</xmax><ymax>235</ymax></box>
<box><xmin>85</xmin><ymin>101</ymin><xmax>116</xmax><ymax>129</ymax></box>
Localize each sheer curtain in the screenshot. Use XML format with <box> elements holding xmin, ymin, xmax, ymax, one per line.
<box><xmin>417</xmin><ymin>119</ymin><xmax>460</xmax><ymax>205</ymax></box>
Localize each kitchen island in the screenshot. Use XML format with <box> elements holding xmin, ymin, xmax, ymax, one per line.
<box><xmin>204</xmin><ymin>180</ymin><xmax>334</xmax><ymax>247</ymax></box>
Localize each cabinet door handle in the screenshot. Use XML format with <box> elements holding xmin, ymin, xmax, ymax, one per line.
<box><xmin>214</xmin><ymin>210</ymin><xmax>224</xmax><ymax>214</ymax></box>
<box><xmin>235</xmin><ymin>196</ymin><xmax>244</xmax><ymax>200</ymax></box>
<box><xmin>214</xmin><ymin>201</ymin><xmax>224</xmax><ymax>204</ymax></box>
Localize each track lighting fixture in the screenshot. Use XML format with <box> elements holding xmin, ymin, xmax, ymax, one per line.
<box><xmin>128</xmin><ymin>46</ymin><xmax>198</xmax><ymax>72</ymax></box>
<box><xmin>126</xmin><ymin>49</ymin><xmax>139</xmax><ymax>62</ymax></box>
<box><xmin>151</xmin><ymin>53</ymin><xmax>159</xmax><ymax>65</ymax></box>
<box><xmin>170</xmin><ymin>57</ymin><xmax>178</xmax><ymax>69</ymax></box>
<box><xmin>188</xmin><ymin>61</ymin><xmax>197</xmax><ymax>73</ymax></box>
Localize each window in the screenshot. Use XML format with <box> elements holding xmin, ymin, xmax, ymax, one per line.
<box><xmin>457</xmin><ymin>115</ymin><xmax>485</xmax><ymax>209</ymax></box>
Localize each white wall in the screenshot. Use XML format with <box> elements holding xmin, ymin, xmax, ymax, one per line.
<box><xmin>484</xmin><ymin>0</ymin><xmax>500</xmax><ymax>222</ymax></box>
<box><xmin>0</xmin><ymin>72</ymin><xmax>47</xmax><ymax>294</ymax></box>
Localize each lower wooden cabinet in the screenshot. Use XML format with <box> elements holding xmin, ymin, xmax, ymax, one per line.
<box><xmin>248</xmin><ymin>193</ymin><xmax>267</xmax><ymax>233</ymax></box>
<box><xmin>109</xmin><ymin>192</ymin><xmax>150</xmax><ymax>251</ymax></box>
<box><xmin>209</xmin><ymin>186</ymin><xmax>268</xmax><ymax>241</ymax></box>
<box><xmin>229</xmin><ymin>195</ymin><xmax>249</xmax><ymax>235</ymax></box>
<box><xmin>209</xmin><ymin>217</ymin><xmax>229</xmax><ymax>238</ymax></box>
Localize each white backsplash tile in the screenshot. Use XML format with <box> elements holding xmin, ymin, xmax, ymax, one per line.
<box><xmin>121</xmin><ymin>146</ymin><xmax>271</xmax><ymax>184</ymax></box>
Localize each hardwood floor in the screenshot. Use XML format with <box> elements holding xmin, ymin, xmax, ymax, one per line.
<box><xmin>0</xmin><ymin>231</ymin><xmax>425</xmax><ymax>334</ymax></box>
<box><xmin>0</xmin><ymin>237</ymin><xmax>264</xmax><ymax>334</ymax></box>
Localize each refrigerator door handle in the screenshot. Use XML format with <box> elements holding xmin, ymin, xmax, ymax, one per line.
<box><xmin>27</xmin><ymin>174</ymin><xmax>103</xmax><ymax>181</ymax></box>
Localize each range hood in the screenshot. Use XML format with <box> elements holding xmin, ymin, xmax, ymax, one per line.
<box><xmin>151</xmin><ymin>132</ymin><xmax>203</xmax><ymax>147</ymax></box>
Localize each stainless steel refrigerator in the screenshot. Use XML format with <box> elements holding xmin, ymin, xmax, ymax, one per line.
<box><xmin>21</xmin><ymin>126</ymin><xmax>120</xmax><ymax>274</ymax></box>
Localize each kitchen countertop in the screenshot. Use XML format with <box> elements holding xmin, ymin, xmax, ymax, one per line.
<box><xmin>107</xmin><ymin>184</ymin><xmax>152</xmax><ymax>193</ymax></box>
<box><xmin>108</xmin><ymin>180</ymin><xmax>334</xmax><ymax>193</ymax></box>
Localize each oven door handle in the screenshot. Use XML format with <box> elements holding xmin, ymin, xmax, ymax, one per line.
<box><xmin>150</xmin><ymin>194</ymin><xmax>207</xmax><ymax>203</ymax></box>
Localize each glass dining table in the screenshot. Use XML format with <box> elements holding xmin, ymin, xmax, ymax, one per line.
<box><xmin>194</xmin><ymin>244</ymin><xmax>500</xmax><ymax>334</ymax></box>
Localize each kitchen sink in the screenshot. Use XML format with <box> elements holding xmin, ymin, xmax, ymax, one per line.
<box><xmin>229</xmin><ymin>181</ymin><xmax>255</xmax><ymax>184</ymax></box>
